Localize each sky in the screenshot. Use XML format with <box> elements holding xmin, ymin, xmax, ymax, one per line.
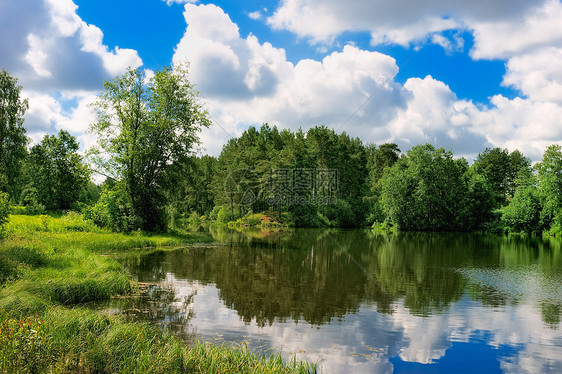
<box><xmin>1</xmin><ymin>0</ymin><xmax>562</xmax><ymax>161</ymax></box>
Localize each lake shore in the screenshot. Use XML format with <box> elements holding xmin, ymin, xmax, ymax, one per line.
<box><xmin>0</xmin><ymin>213</ymin><xmax>315</xmax><ymax>373</ymax></box>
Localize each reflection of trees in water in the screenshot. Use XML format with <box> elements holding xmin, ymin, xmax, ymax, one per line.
<box><xmin>118</xmin><ymin>228</ymin><xmax>562</xmax><ymax>328</ymax></box>
<box><xmin>165</xmin><ymin>229</ymin><xmax>474</xmax><ymax>325</ymax></box>
<box><xmin>118</xmin><ymin>250</ymin><xmax>169</xmax><ymax>282</ymax></box>
<box><xmin>101</xmin><ymin>285</ymin><xmax>198</xmax><ymax>342</ymax></box>
<box><xmin>365</xmin><ymin>232</ymin><xmax>471</xmax><ymax>316</ymax></box>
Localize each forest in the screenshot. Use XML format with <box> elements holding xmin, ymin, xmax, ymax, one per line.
<box><xmin>1</xmin><ymin>66</ymin><xmax>562</xmax><ymax>235</ymax></box>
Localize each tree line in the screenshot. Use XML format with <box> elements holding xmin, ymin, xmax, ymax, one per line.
<box><xmin>1</xmin><ymin>67</ymin><xmax>561</xmax><ymax>234</ymax></box>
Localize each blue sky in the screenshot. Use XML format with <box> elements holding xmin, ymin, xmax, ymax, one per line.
<box><xmin>1</xmin><ymin>0</ymin><xmax>562</xmax><ymax>160</ymax></box>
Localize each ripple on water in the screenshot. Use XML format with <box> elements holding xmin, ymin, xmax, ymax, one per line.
<box><xmin>454</xmin><ymin>266</ymin><xmax>562</xmax><ymax>304</ymax></box>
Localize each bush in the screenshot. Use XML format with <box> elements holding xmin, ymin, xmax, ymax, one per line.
<box><xmin>0</xmin><ymin>192</ymin><xmax>9</xmax><ymax>235</ymax></box>
<box><xmin>325</xmin><ymin>199</ymin><xmax>356</xmax><ymax>227</ymax></box>
<box><xmin>187</xmin><ymin>211</ymin><xmax>200</xmax><ymax>224</ymax></box>
<box><xmin>19</xmin><ymin>187</ymin><xmax>46</xmax><ymax>215</ymax></box>
<box><xmin>216</xmin><ymin>206</ymin><xmax>242</xmax><ymax>224</ymax></box>
<box><xmin>209</xmin><ymin>206</ymin><xmax>221</xmax><ymax>221</ymax></box>
<box><xmin>84</xmin><ymin>187</ymin><xmax>141</xmax><ymax>232</ymax></box>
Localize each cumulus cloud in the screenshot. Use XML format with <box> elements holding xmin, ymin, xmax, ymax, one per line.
<box><xmin>266</xmin><ymin>0</ymin><xmax>562</xmax><ymax>65</ymax></box>
<box><xmin>171</xmin><ymin>2</ymin><xmax>562</xmax><ymax>161</ymax></box>
<box><xmin>3</xmin><ymin>0</ymin><xmax>562</xmax><ymax>163</ymax></box>
<box><xmin>470</xmin><ymin>0</ymin><xmax>562</xmax><ymax>60</ymax></box>
<box><xmin>0</xmin><ymin>0</ymin><xmax>143</xmax><ymax>148</ymax></box>
<box><xmin>174</xmin><ymin>4</ymin><xmax>407</xmax><ymax>154</ymax></box>
<box><xmin>386</xmin><ymin>76</ymin><xmax>491</xmax><ymax>157</ymax></box>
<box><xmin>503</xmin><ymin>47</ymin><xmax>562</xmax><ymax>104</ymax></box>
<box><xmin>267</xmin><ymin>0</ymin><xmax>544</xmax><ymax>49</ymax></box>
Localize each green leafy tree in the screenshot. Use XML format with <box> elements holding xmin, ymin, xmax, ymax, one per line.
<box><xmin>502</xmin><ymin>181</ymin><xmax>542</xmax><ymax>234</ymax></box>
<box><xmin>365</xmin><ymin>143</ymin><xmax>401</xmax><ymax>224</ymax></box>
<box><xmin>536</xmin><ymin>144</ymin><xmax>562</xmax><ymax>233</ymax></box>
<box><xmin>367</xmin><ymin>143</ymin><xmax>401</xmax><ymax>186</ymax></box>
<box><xmin>172</xmin><ymin>155</ymin><xmax>218</xmax><ymax>218</ymax></box>
<box><xmin>25</xmin><ymin>130</ymin><xmax>90</xmax><ymax>211</ymax></box>
<box><xmin>380</xmin><ymin>144</ymin><xmax>477</xmax><ymax>231</ymax></box>
<box><xmin>461</xmin><ymin>168</ymin><xmax>496</xmax><ymax>231</ymax></box>
<box><xmin>0</xmin><ymin>69</ymin><xmax>28</xmax><ymax>200</ymax></box>
<box><xmin>90</xmin><ymin>65</ymin><xmax>210</xmax><ymax>231</ymax></box>
<box><xmin>473</xmin><ymin>147</ymin><xmax>530</xmax><ymax>207</ymax></box>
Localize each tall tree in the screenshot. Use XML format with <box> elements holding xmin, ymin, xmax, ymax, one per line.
<box><xmin>367</xmin><ymin>143</ymin><xmax>401</xmax><ymax>187</ymax></box>
<box><xmin>536</xmin><ymin>144</ymin><xmax>562</xmax><ymax>232</ymax></box>
<box><xmin>90</xmin><ymin>65</ymin><xmax>210</xmax><ymax>231</ymax></box>
<box><xmin>365</xmin><ymin>143</ymin><xmax>401</xmax><ymax>224</ymax></box>
<box><xmin>25</xmin><ymin>130</ymin><xmax>90</xmax><ymax>211</ymax></box>
<box><xmin>0</xmin><ymin>69</ymin><xmax>28</xmax><ymax>200</ymax></box>
<box><xmin>473</xmin><ymin>147</ymin><xmax>530</xmax><ymax>207</ymax></box>
<box><xmin>380</xmin><ymin>144</ymin><xmax>477</xmax><ymax>231</ymax></box>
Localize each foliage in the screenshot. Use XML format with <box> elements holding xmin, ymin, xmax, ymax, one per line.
<box><xmin>24</xmin><ymin>130</ymin><xmax>90</xmax><ymax>212</ymax></box>
<box><xmin>367</xmin><ymin>143</ymin><xmax>401</xmax><ymax>187</ymax></box>
<box><xmin>0</xmin><ymin>192</ymin><xmax>9</xmax><ymax>236</ymax></box>
<box><xmin>460</xmin><ymin>168</ymin><xmax>496</xmax><ymax>231</ymax></box>
<box><xmin>379</xmin><ymin>144</ymin><xmax>492</xmax><ymax>231</ymax></box>
<box><xmin>79</xmin><ymin>181</ymin><xmax>102</xmax><ymax>206</ymax></box>
<box><xmin>324</xmin><ymin>199</ymin><xmax>355</xmax><ymax>228</ymax></box>
<box><xmin>18</xmin><ymin>187</ymin><xmax>46</xmax><ymax>214</ymax></box>
<box><xmin>536</xmin><ymin>145</ymin><xmax>562</xmax><ymax>232</ymax></box>
<box><xmin>90</xmin><ymin>65</ymin><xmax>210</xmax><ymax>232</ymax></box>
<box><xmin>207</xmin><ymin>124</ymin><xmax>369</xmax><ymax>228</ymax></box>
<box><xmin>0</xmin><ymin>69</ymin><xmax>28</xmax><ymax>201</ymax></box>
<box><xmin>501</xmin><ymin>144</ymin><xmax>562</xmax><ymax>235</ymax></box>
<box><xmin>216</xmin><ymin>205</ymin><xmax>242</xmax><ymax>224</ymax></box>
<box><xmin>502</xmin><ymin>183</ymin><xmax>542</xmax><ymax>234</ymax></box>
<box><xmin>84</xmin><ymin>185</ymin><xmax>141</xmax><ymax>232</ymax></box>
<box><xmin>473</xmin><ymin>147</ymin><xmax>531</xmax><ymax>207</ymax></box>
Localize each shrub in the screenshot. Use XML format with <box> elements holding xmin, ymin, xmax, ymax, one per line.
<box><xmin>19</xmin><ymin>187</ymin><xmax>46</xmax><ymax>215</ymax></box>
<box><xmin>216</xmin><ymin>206</ymin><xmax>242</xmax><ymax>224</ymax></box>
<box><xmin>325</xmin><ymin>199</ymin><xmax>355</xmax><ymax>227</ymax></box>
<box><xmin>187</xmin><ymin>211</ymin><xmax>200</xmax><ymax>224</ymax></box>
<box><xmin>84</xmin><ymin>188</ymin><xmax>141</xmax><ymax>232</ymax></box>
<box><xmin>0</xmin><ymin>192</ymin><xmax>9</xmax><ymax>235</ymax></box>
<box><xmin>209</xmin><ymin>206</ymin><xmax>221</xmax><ymax>221</ymax></box>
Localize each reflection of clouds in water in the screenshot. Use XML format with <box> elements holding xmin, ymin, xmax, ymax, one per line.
<box><xmin>159</xmin><ymin>273</ymin><xmax>562</xmax><ymax>373</ymax></box>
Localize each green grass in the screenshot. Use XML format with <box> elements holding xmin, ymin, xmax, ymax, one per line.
<box><xmin>0</xmin><ymin>213</ymin><xmax>315</xmax><ymax>373</ymax></box>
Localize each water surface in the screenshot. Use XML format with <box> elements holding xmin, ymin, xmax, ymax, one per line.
<box><xmin>101</xmin><ymin>227</ymin><xmax>562</xmax><ymax>373</ymax></box>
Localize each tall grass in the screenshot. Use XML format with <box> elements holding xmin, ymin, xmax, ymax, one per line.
<box><xmin>0</xmin><ymin>308</ymin><xmax>315</xmax><ymax>373</ymax></box>
<box><xmin>0</xmin><ymin>213</ymin><xmax>315</xmax><ymax>373</ymax></box>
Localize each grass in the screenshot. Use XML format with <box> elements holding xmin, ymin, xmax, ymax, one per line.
<box><xmin>0</xmin><ymin>213</ymin><xmax>315</xmax><ymax>373</ymax></box>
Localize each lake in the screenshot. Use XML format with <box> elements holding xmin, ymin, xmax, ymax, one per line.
<box><xmin>100</xmin><ymin>226</ymin><xmax>562</xmax><ymax>373</ymax></box>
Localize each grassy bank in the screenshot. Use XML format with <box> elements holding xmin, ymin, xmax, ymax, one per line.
<box><xmin>0</xmin><ymin>213</ymin><xmax>315</xmax><ymax>373</ymax></box>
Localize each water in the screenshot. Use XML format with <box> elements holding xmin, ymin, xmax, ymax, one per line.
<box><xmin>99</xmin><ymin>227</ymin><xmax>562</xmax><ymax>373</ymax></box>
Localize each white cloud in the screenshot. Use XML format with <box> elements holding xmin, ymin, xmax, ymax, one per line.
<box><xmin>3</xmin><ymin>0</ymin><xmax>562</xmax><ymax>164</ymax></box>
<box><xmin>163</xmin><ymin>0</ymin><xmax>198</xmax><ymax>5</ymax></box>
<box><xmin>171</xmin><ymin>2</ymin><xmax>562</xmax><ymax>160</ymax></box>
<box><xmin>266</xmin><ymin>0</ymin><xmax>562</xmax><ymax>67</ymax></box>
<box><xmin>0</xmin><ymin>0</ymin><xmax>143</xmax><ymax>152</ymax></box>
<box><xmin>24</xmin><ymin>34</ymin><xmax>52</xmax><ymax>78</ymax></box>
<box><xmin>174</xmin><ymin>4</ymin><xmax>407</xmax><ymax>155</ymax></box>
<box><xmin>386</xmin><ymin>76</ymin><xmax>491</xmax><ymax>156</ymax></box>
<box><xmin>267</xmin><ymin>0</ymin><xmax>545</xmax><ymax>49</ymax></box>
<box><xmin>503</xmin><ymin>47</ymin><xmax>562</xmax><ymax>104</ymax></box>
<box><xmin>248</xmin><ymin>11</ymin><xmax>263</xmax><ymax>21</ymax></box>
<box><xmin>470</xmin><ymin>0</ymin><xmax>562</xmax><ymax>60</ymax></box>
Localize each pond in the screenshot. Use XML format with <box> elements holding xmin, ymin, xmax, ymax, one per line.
<box><xmin>99</xmin><ymin>227</ymin><xmax>562</xmax><ymax>373</ymax></box>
